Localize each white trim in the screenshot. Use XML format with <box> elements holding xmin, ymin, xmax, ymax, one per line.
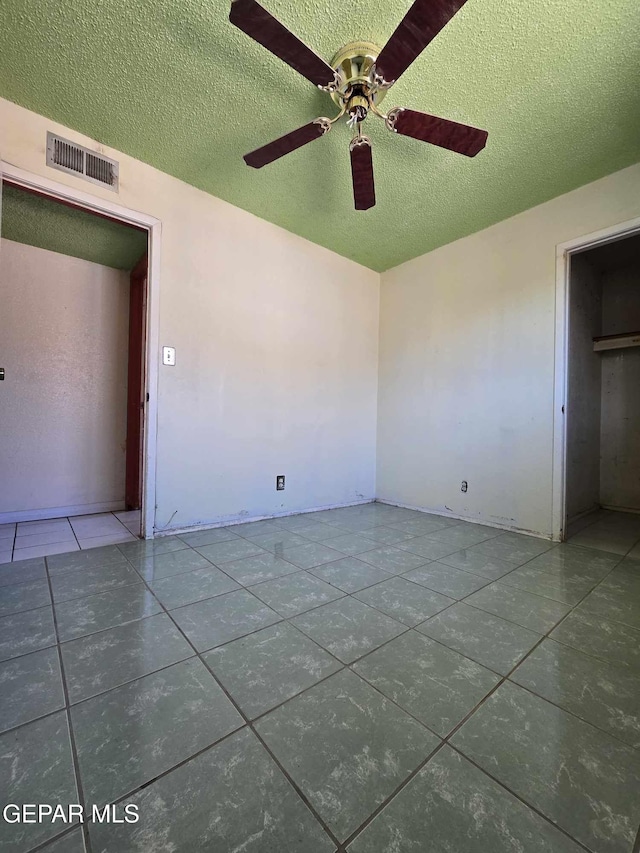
<box><xmin>0</xmin><ymin>161</ymin><xmax>161</xmax><ymax>539</ymax></box>
<box><xmin>551</xmin><ymin>214</ymin><xmax>640</xmax><ymax>542</ymax></box>
<box><xmin>154</xmin><ymin>497</ymin><xmax>554</xmax><ymax>541</ymax></box>
<box><xmin>0</xmin><ymin>163</ymin><xmax>158</xmax><ymax>228</ymax></box>
<box><xmin>154</xmin><ymin>499</ymin><xmax>376</xmax><ymax>537</ymax></box>
<box><xmin>375</xmin><ymin>500</ymin><xmax>553</xmax><ymax>541</ymax></box>
<box><xmin>144</xmin><ymin>216</ymin><xmax>161</xmax><ymax>540</ymax></box>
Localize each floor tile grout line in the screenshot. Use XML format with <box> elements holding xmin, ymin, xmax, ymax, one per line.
<box><xmin>124</xmin><ymin>550</ymin><xmax>481</xmax><ymax>681</ymax></box>
<box><xmin>0</xmin><ymin>657</ymin><xmax>197</xmax><ymax>738</ymax></box>
<box><xmin>50</xmin><ymin>577</ymin><xmax>144</xmax><ymax>608</ymax></box>
<box><xmin>43</xmin><ymin>555</ymin><xmax>94</xmax><ymax>853</ymax></box>
<box><xmin>4</xmin><ymin>511</ymin><xmax>142</xmax><ymax>563</ymax></box>
<box><xmin>503</xmin><ymin>674</ymin><xmax>640</xmax><ymax>753</ymax></box>
<box><xmin>15</xmin><ymin>552</ymin><xmax>640</xmax><ymax>844</ymax></box>
<box><xmin>0</xmin><ymin>640</ymin><xmax>60</xmax><ymax>668</ymax></box>
<box><xmin>155</xmin><ymin>534</ymin><xmax>442</xmax><ymax>614</ymax></box>
<box><xmin>23</xmin><ymin>587</ymin><xmax>589</xmax><ymax>853</ymax></box>
<box><xmin>6</xmin><ymin>512</ymin><xmax>638</xmax><ymax>850</ymax></box>
<box><xmin>340</xmin><ymin>636</ymin><xmax>595</xmax><ymax>853</ymax></box>
<box><xmin>216</xmin><ymin>519</ymin><xmax>617</xmax><ymax>593</ymax></box>
<box><xmin>4</xmin><ymin>528</ymin><xmax>630</xmax><ymax>691</ymax></box>
<box><xmin>549</xmin><ymin>625</ymin><xmax>640</xmax><ymax>667</ymax></box>
<box><xmin>441</xmin><ymin>542</ymin><xmax>629</xmax><ymax>634</ymax></box>
<box><xmin>5</xmin><ymin>540</ymin><xmax>632</xmax><ymax>740</ymax></box>
<box><xmin>7</xmin><ymin>566</ymin><xmax>440</xmax><ymax>676</ymax></box>
<box><xmin>446</xmin><ymin>743</ymin><xmax>596</xmax><ymax>853</ymax></box>
<box><xmin>86</xmin><ymin>725</ymin><xmax>248</xmax><ymax>812</ymax></box>
<box><xmin>21</xmin><ymin>724</ymin><xmax>249</xmax><ymax>853</ymax></box>
<box><xmin>340</xmin><ymin>739</ymin><xmax>447</xmax><ymax>851</ymax></box>
<box><xmin>8</xmin><ymin>510</ymin><xmax>635</xmax><ymax>566</ymax></box>
<box><xmin>67</xmin><ymin>512</ymin><xmax>481</xmax><ymax>840</ymax></box>
<box><xmin>339</xmin><ymin>548</ymin><xmax>628</xmax><ymax>851</ymax></box>
<box><xmin>241</xmin><ymin>725</ymin><xmax>343</xmax><ymax>851</ymax></box>
<box><xmin>197</xmin><ymin>528</ymin><xmax>472</xmax><ymax>593</ymax></box>
<box><xmin>111</xmin><ymin>510</ymin><xmax>139</xmax><ymax>539</ymax></box>
<box><xmin>46</xmin><ymin>533</ymin><xmax>345</xmax><ymax>842</ymax></box>
<box><xmin>427</xmin><ymin>544</ymin><xmax>635</xmax><ymax>742</ymax></box>
<box><xmin>7</xmin><ymin>501</ymin><xmax>640</xmax><ymax>563</ymax></box>
<box><xmin>306</xmin><ymin>543</ymin><xmax>631</xmax><ymax>689</ymax></box>
<box><xmin>153</xmin><ymin>534</ymin><xmax>637</xmax><ymax>762</ymax></box>
<box><xmin>9</xmin><ymin>534</ymin><xmax>77</xmax><ymax>555</ymax></box>
<box><xmin>111</xmin><ymin>557</ymin><xmax>345</xmax><ymax>852</ymax></box>
<box><xmin>3</xmin><ymin>531</ymin><xmax>632</xmax><ymax>673</ymax></box>
<box><xmin>26</xmin><ymin>824</ymin><xmax>84</xmax><ymax>853</ymax></box>
<box><xmin>341</xmin><ymin>677</ymin><xmax>520</xmax><ymax>848</ymax></box>
<box><xmin>284</xmin><ymin>540</ymin><xmax>637</xmax><ymax>846</ymax></box>
<box><xmin>90</xmin><ymin>720</ymin><xmax>346</xmax><ymax>852</ymax></box>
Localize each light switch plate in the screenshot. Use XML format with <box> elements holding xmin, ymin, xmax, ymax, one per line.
<box><xmin>162</xmin><ymin>346</ymin><xmax>176</xmax><ymax>366</ymax></box>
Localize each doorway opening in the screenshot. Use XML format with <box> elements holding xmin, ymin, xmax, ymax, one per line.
<box><xmin>560</xmin><ymin>232</ymin><xmax>640</xmax><ymax>555</ymax></box>
<box><xmin>0</xmin><ymin>170</ymin><xmax>159</xmax><ymax>560</ymax></box>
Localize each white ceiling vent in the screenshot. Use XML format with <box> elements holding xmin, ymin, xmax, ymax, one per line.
<box><xmin>46</xmin><ymin>132</ymin><xmax>119</xmax><ymax>192</ymax></box>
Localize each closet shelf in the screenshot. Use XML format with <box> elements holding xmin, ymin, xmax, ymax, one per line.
<box><xmin>593</xmin><ymin>331</ymin><xmax>640</xmax><ymax>352</ymax></box>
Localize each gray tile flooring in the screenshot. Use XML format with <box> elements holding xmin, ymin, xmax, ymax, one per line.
<box><xmin>1</xmin><ymin>502</ymin><xmax>639</xmax><ymax>852</ymax></box>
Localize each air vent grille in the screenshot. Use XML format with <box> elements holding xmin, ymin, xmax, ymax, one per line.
<box><xmin>46</xmin><ymin>132</ymin><xmax>119</xmax><ymax>191</ymax></box>
<box><xmin>86</xmin><ymin>152</ymin><xmax>115</xmax><ymax>186</ymax></box>
<box><xmin>53</xmin><ymin>138</ymin><xmax>84</xmax><ymax>174</ymax></box>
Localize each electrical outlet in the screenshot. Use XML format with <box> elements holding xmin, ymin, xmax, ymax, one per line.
<box><xmin>461</xmin><ymin>481</ymin><xmax>468</xmax><ymax>493</ymax></box>
<box><xmin>276</xmin><ymin>475</ymin><xmax>285</xmax><ymax>491</ymax></box>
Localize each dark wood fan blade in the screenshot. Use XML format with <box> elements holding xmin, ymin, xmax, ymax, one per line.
<box><xmin>230</xmin><ymin>0</ymin><xmax>336</xmax><ymax>89</ymax></box>
<box><xmin>375</xmin><ymin>0</ymin><xmax>470</xmax><ymax>85</ymax></box>
<box><xmin>244</xmin><ymin>120</ymin><xmax>330</xmax><ymax>168</ymax></box>
<box><xmin>388</xmin><ymin>108</ymin><xmax>487</xmax><ymax>156</ymax></box>
<box><xmin>350</xmin><ymin>137</ymin><xmax>376</xmax><ymax>210</ymax></box>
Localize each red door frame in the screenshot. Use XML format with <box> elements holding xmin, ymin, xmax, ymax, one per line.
<box><xmin>125</xmin><ymin>253</ymin><xmax>148</xmax><ymax>510</ymax></box>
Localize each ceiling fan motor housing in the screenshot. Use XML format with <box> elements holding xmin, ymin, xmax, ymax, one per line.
<box><xmin>329</xmin><ymin>42</ymin><xmax>386</xmax><ymax>110</ymax></box>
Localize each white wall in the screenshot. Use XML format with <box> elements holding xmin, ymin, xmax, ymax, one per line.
<box><xmin>4</xmin><ymin>98</ymin><xmax>640</xmax><ymax>538</ymax></box>
<box><xmin>0</xmin><ymin>239</ymin><xmax>129</xmax><ymax>517</ymax></box>
<box><xmin>0</xmin><ymin>99</ymin><xmax>379</xmax><ymax>532</ymax></box>
<box><xmin>565</xmin><ymin>253</ymin><xmax>602</xmax><ymax>523</ymax></box>
<box><xmin>600</xmin><ymin>265</ymin><xmax>640</xmax><ymax>510</ymax></box>
<box><xmin>378</xmin><ymin>162</ymin><xmax>640</xmax><ymax>538</ymax></box>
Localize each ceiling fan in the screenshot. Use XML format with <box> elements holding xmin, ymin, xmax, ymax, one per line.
<box><xmin>229</xmin><ymin>0</ymin><xmax>488</xmax><ymax>211</ymax></box>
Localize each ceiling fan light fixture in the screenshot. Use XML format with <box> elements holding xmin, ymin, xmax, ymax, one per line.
<box><xmin>229</xmin><ymin>0</ymin><xmax>488</xmax><ymax>210</ymax></box>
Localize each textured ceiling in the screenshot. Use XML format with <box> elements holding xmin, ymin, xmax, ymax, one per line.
<box><xmin>1</xmin><ymin>184</ymin><xmax>147</xmax><ymax>270</ymax></box>
<box><xmin>1</xmin><ymin>0</ymin><xmax>639</xmax><ymax>271</ymax></box>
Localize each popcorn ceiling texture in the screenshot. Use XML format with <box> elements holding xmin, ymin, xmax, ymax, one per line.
<box><xmin>0</xmin><ymin>0</ymin><xmax>639</xmax><ymax>271</ymax></box>
<box><xmin>1</xmin><ymin>185</ymin><xmax>147</xmax><ymax>270</ymax></box>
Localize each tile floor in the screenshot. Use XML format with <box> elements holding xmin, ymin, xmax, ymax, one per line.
<box><xmin>1</xmin><ymin>502</ymin><xmax>639</xmax><ymax>852</ymax></box>
<box><xmin>0</xmin><ymin>511</ymin><xmax>141</xmax><ymax>563</ymax></box>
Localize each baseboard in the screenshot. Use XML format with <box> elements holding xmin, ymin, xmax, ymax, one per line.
<box><xmin>374</xmin><ymin>499</ymin><xmax>554</xmax><ymax>541</ymax></box>
<box><xmin>566</xmin><ymin>505</ymin><xmax>602</xmax><ymax>526</ymax></box>
<box><xmin>0</xmin><ymin>501</ymin><xmax>126</xmax><ymax>524</ymax></box>
<box><xmin>601</xmin><ymin>504</ymin><xmax>640</xmax><ymax>515</ymax></box>
<box><xmin>155</xmin><ymin>495</ymin><xmax>556</xmax><ymax>541</ymax></box>
<box><xmin>154</xmin><ymin>498</ymin><xmax>376</xmax><ymax>538</ymax></box>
